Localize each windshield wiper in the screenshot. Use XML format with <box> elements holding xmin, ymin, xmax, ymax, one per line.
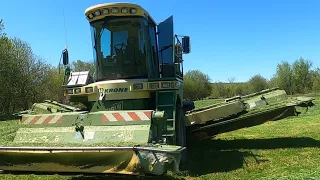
<box><xmin>121</xmin><ymin>75</ymin><xmax>146</xmax><ymax>79</ymax></box>
<box><xmin>96</xmin><ymin>75</ymin><xmax>146</xmax><ymax>82</ymax></box>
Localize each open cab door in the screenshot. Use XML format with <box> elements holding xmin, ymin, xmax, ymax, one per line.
<box><xmin>157</xmin><ymin>16</ymin><xmax>175</xmax><ymax>78</ymax></box>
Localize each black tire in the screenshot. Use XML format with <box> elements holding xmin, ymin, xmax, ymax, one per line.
<box><xmin>175</xmin><ymin>104</ymin><xmax>187</xmax><ymax>164</ymax></box>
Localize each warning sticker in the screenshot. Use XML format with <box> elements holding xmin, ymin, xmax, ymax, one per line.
<box><xmin>84</xmin><ymin>131</ymin><xmax>95</xmax><ymax>140</ymax></box>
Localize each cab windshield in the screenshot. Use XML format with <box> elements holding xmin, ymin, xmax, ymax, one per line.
<box><xmin>90</xmin><ymin>17</ymin><xmax>148</xmax><ymax>80</ymax></box>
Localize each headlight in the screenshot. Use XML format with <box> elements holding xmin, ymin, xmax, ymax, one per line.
<box><xmin>161</xmin><ymin>82</ymin><xmax>170</xmax><ymax>88</ymax></box>
<box><xmin>88</xmin><ymin>14</ymin><xmax>93</xmax><ymax>19</ymax></box>
<box><xmin>67</xmin><ymin>89</ymin><xmax>73</xmax><ymax>94</ymax></box>
<box><xmin>149</xmin><ymin>83</ymin><xmax>159</xmax><ymax>89</ymax></box>
<box><xmin>75</xmin><ymin>88</ymin><xmax>81</xmax><ymax>94</ymax></box>
<box><xmin>130</xmin><ymin>8</ymin><xmax>137</xmax><ymax>14</ymax></box>
<box><xmin>102</xmin><ymin>9</ymin><xmax>109</xmax><ymax>14</ymax></box>
<box><xmin>94</xmin><ymin>11</ymin><xmax>101</xmax><ymax>16</ymax></box>
<box><xmin>171</xmin><ymin>82</ymin><xmax>178</xmax><ymax>88</ymax></box>
<box><xmin>85</xmin><ymin>87</ymin><xmax>94</xmax><ymax>93</ymax></box>
<box><xmin>133</xmin><ymin>83</ymin><xmax>143</xmax><ymax>90</ymax></box>
<box><xmin>112</xmin><ymin>8</ymin><xmax>119</xmax><ymax>13</ymax></box>
<box><xmin>121</xmin><ymin>8</ymin><xmax>128</xmax><ymax>13</ymax></box>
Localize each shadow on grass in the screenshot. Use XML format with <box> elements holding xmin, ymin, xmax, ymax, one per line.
<box><xmin>3</xmin><ymin>172</ymin><xmax>182</xmax><ymax>180</ymax></box>
<box><xmin>70</xmin><ymin>174</ymin><xmax>182</xmax><ymax>180</ymax></box>
<box><xmin>198</xmin><ymin>137</ymin><xmax>320</xmax><ymax>150</ymax></box>
<box><xmin>180</xmin><ymin>137</ymin><xmax>320</xmax><ymax>176</ymax></box>
<box><xmin>179</xmin><ymin>149</ymin><xmax>257</xmax><ymax>177</ymax></box>
<box><xmin>0</xmin><ymin>115</ymin><xmax>18</xmax><ymax>121</ymax></box>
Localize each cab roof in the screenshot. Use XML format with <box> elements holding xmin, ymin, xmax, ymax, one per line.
<box><xmin>84</xmin><ymin>2</ymin><xmax>156</xmax><ymax>24</ymax></box>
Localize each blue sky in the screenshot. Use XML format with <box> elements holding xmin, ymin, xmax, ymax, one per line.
<box><xmin>1</xmin><ymin>0</ymin><xmax>319</xmax><ymax>82</ymax></box>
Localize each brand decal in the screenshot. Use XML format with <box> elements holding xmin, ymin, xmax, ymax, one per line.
<box><xmin>99</xmin><ymin>88</ymin><xmax>129</xmax><ymax>93</ymax></box>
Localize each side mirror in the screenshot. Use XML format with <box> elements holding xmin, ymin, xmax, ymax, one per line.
<box><xmin>182</xmin><ymin>36</ymin><xmax>191</xmax><ymax>54</ymax></box>
<box><xmin>62</xmin><ymin>49</ymin><xmax>69</xmax><ymax>65</ymax></box>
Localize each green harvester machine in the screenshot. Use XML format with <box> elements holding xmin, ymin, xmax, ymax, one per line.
<box><xmin>0</xmin><ymin>2</ymin><xmax>315</xmax><ymax>176</ymax></box>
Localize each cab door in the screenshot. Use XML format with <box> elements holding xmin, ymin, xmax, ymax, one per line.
<box><xmin>157</xmin><ymin>16</ymin><xmax>175</xmax><ymax>78</ymax></box>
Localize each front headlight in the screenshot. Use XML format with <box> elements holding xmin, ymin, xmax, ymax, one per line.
<box><xmin>171</xmin><ymin>82</ymin><xmax>178</xmax><ymax>88</ymax></box>
<box><xmin>74</xmin><ymin>88</ymin><xmax>81</xmax><ymax>94</ymax></box>
<box><xmin>133</xmin><ymin>83</ymin><xmax>143</xmax><ymax>90</ymax></box>
<box><xmin>85</xmin><ymin>87</ymin><xmax>94</xmax><ymax>93</ymax></box>
<box><xmin>67</xmin><ymin>89</ymin><xmax>73</xmax><ymax>94</ymax></box>
<box><xmin>161</xmin><ymin>82</ymin><xmax>170</xmax><ymax>88</ymax></box>
<box><xmin>149</xmin><ymin>83</ymin><xmax>159</xmax><ymax>89</ymax></box>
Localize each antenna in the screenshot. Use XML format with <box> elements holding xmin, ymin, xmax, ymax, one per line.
<box><xmin>63</xmin><ymin>8</ymin><xmax>68</xmax><ymax>49</ymax></box>
<box><xmin>59</xmin><ymin>8</ymin><xmax>68</xmax><ymax>74</ymax></box>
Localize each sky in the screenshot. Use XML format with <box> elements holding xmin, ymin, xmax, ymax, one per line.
<box><xmin>1</xmin><ymin>0</ymin><xmax>319</xmax><ymax>82</ymax></box>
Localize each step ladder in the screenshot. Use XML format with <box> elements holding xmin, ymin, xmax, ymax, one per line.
<box><xmin>156</xmin><ymin>90</ymin><xmax>176</xmax><ymax>144</ymax></box>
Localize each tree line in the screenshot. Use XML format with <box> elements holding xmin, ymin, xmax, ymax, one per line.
<box><xmin>0</xmin><ymin>20</ymin><xmax>93</xmax><ymax>116</ymax></box>
<box><xmin>184</xmin><ymin>58</ymin><xmax>320</xmax><ymax>100</ymax></box>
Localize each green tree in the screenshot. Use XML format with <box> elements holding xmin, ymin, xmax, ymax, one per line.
<box><xmin>9</xmin><ymin>38</ymin><xmax>54</xmax><ymax>110</ymax></box>
<box><xmin>233</xmin><ymin>83</ymin><xmax>248</xmax><ymax>96</ymax></box>
<box><xmin>0</xmin><ymin>19</ymin><xmax>66</xmax><ymax>115</ymax></box>
<box><xmin>273</xmin><ymin>61</ymin><xmax>294</xmax><ymax>94</ymax></box>
<box><xmin>292</xmin><ymin>58</ymin><xmax>313</xmax><ymax>94</ymax></box>
<box><xmin>71</xmin><ymin>60</ymin><xmax>95</xmax><ymax>76</ymax></box>
<box><xmin>0</xmin><ymin>34</ymin><xmax>17</xmax><ymax>114</ymax></box>
<box><xmin>43</xmin><ymin>67</ymin><xmax>65</xmax><ymax>102</ymax></box>
<box><xmin>211</xmin><ymin>82</ymin><xmax>226</xmax><ymax>98</ymax></box>
<box><xmin>0</xmin><ymin>19</ymin><xmax>4</xmax><ymax>35</ymax></box>
<box><xmin>0</xmin><ymin>33</ymin><xmax>64</xmax><ymax>114</ymax></box>
<box><xmin>183</xmin><ymin>70</ymin><xmax>211</xmax><ymax>100</ymax></box>
<box><xmin>313</xmin><ymin>78</ymin><xmax>320</xmax><ymax>94</ymax></box>
<box><xmin>247</xmin><ymin>74</ymin><xmax>269</xmax><ymax>92</ymax></box>
<box><xmin>312</xmin><ymin>68</ymin><xmax>320</xmax><ymax>94</ymax></box>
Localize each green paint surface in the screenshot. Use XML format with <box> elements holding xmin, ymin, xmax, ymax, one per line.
<box><xmin>14</xmin><ymin>125</ymin><xmax>151</xmax><ymax>144</ymax></box>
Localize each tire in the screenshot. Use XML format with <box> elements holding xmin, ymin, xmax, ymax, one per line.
<box><xmin>175</xmin><ymin>105</ymin><xmax>187</xmax><ymax>164</ymax></box>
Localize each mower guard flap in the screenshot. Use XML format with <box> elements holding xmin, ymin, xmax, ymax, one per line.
<box><xmin>0</xmin><ymin>145</ymin><xmax>185</xmax><ymax>175</ymax></box>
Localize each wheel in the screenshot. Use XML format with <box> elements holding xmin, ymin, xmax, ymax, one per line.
<box><xmin>175</xmin><ymin>105</ymin><xmax>187</xmax><ymax>164</ymax></box>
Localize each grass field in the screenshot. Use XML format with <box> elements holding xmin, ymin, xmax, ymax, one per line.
<box><xmin>1</xmin><ymin>97</ymin><xmax>320</xmax><ymax>180</ymax></box>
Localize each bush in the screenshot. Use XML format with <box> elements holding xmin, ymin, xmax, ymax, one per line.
<box><xmin>183</xmin><ymin>70</ymin><xmax>211</xmax><ymax>100</ymax></box>
<box><xmin>248</xmin><ymin>74</ymin><xmax>269</xmax><ymax>92</ymax></box>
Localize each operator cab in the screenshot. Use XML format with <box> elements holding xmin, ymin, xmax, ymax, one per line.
<box><xmin>81</xmin><ymin>2</ymin><xmax>190</xmax><ymax>82</ymax></box>
<box><xmin>84</xmin><ymin>3</ymin><xmax>161</xmax><ymax>81</ymax></box>
<box><xmin>61</xmin><ymin>3</ymin><xmax>191</xmax><ymax>105</ymax></box>
<box><xmin>91</xmin><ymin>16</ymin><xmax>149</xmax><ymax>80</ymax></box>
